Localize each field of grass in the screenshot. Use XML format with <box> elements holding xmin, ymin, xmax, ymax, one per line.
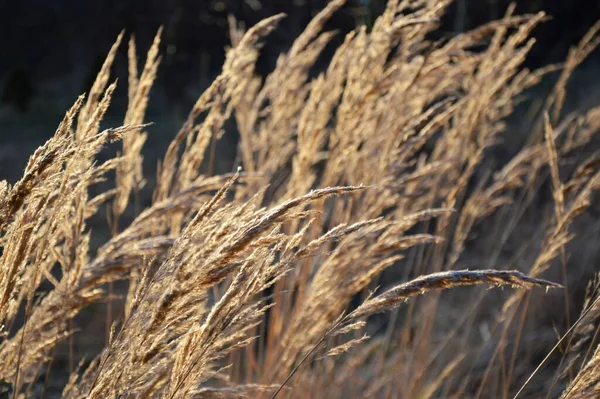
<box><xmin>1</xmin><ymin>0</ymin><xmax>600</xmax><ymax>397</ymax></box>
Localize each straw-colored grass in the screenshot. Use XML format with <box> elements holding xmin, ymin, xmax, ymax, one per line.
<box><xmin>1</xmin><ymin>0</ymin><xmax>600</xmax><ymax>397</ymax></box>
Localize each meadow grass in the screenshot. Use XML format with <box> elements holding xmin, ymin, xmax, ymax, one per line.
<box><xmin>1</xmin><ymin>1</ymin><xmax>600</xmax><ymax>397</ymax></box>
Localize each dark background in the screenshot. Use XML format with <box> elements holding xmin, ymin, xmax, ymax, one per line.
<box><xmin>0</xmin><ymin>0</ymin><xmax>600</xmax><ymax>182</ymax></box>
<box><xmin>1</xmin><ymin>0</ymin><xmax>599</xmax><ymax>181</ymax></box>
<box><xmin>0</xmin><ymin>1</ymin><xmax>599</xmax><ymax>396</ymax></box>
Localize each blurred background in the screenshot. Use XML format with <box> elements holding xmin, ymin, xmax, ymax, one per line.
<box><xmin>1</xmin><ymin>0</ymin><xmax>600</xmax><ymax>185</ymax></box>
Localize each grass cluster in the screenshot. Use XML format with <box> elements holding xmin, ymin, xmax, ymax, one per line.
<box><xmin>1</xmin><ymin>0</ymin><xmax>600</xmax><ymax>397</ymax></box>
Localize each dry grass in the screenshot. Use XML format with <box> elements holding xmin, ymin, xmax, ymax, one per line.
<box><xmin>1</xmin><ymin>0</ymin><xmax>600</xmax><ymax>397</ymax></box>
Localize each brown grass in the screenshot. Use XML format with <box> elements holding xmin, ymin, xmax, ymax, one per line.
<box><xmin>1</xmin><ymin>0</ymin><xmax>600</xmax><ymax>397</ymax></box>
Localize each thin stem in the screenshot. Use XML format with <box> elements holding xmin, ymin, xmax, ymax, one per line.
<box><xmin>514</xmin><ymin>293</ymin><xmax>600</xmax><ymax>398</ymax></box>
<box><xmin>270</xmin><ymin>316</ymin><xmax>344</xmax><ymax>399</ymax></box>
